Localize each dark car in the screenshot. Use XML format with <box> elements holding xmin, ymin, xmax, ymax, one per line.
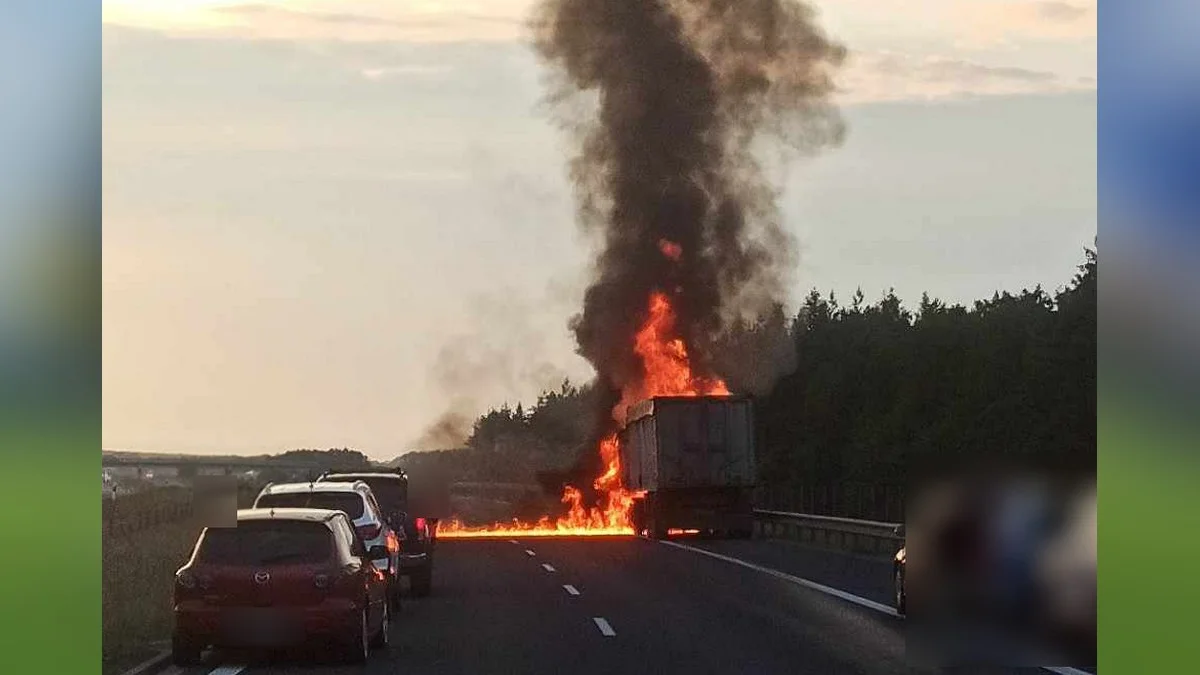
<box><xmin>317</xmin><ymin>471</ymin><xmax>436</xmax><ymax>596</ymax></box>
<box><xmin>172</xmin><ymin>508</ymin><xmax>391</xmax><ymax>666</ymax></box>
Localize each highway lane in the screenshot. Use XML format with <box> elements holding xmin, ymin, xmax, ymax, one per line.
<box><xmin>682</xmin><ymin>536</ymin><xmax>897</xmax><ymax>608</ymax></box>
<box><xmin>165</xmin><ymin>537</ymin><xmax>1060</xmax><ymax>675</ymax></box>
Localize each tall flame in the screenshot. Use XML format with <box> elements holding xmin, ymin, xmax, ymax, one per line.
<box><xmin>438</xmin><ymin>244</ymin><xmax>728</xmax><ymax>538</ymax></box>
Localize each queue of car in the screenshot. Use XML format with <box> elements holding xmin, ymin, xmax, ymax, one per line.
<box><xmin>171</xmin><ymin>469</ymin><xmax>433</xmax><ymax>666</ymax></box>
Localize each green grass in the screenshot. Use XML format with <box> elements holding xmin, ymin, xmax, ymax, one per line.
<box><xmin>102</xmin><ymin>519</ymin><xmax>202</xmax><ymax>673</ymax></box>
<box><xmin>1099</xmin><ymin>399</ymin><xmax>1200</xmax><ymax>673</ymax></box>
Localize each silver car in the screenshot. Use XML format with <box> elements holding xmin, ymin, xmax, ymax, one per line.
<box><xmin>253</xmin><ymin>481</ymin><xmax>403</xmax><ymax>609</ymax></box>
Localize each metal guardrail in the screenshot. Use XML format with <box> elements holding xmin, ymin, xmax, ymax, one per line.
<box><xmin>753</xmin><ymin>509</ymin><xmax>904</xmax><ymax>557</ymax></box>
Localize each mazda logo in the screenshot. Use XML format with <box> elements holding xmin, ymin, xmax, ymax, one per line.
<box><xmin>254</xmin><ymin>571</ymin><xmax>270</xmax><ymax>584</ymax></box>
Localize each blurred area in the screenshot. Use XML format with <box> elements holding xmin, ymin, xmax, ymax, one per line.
<box><xmin>905</xmin><ymin>468</ymin><xmax>1096</xmax><ymax>668</ymax></box>
<box><xmin>191</xmin><ymin>475</ymin><xmax>239</xmax><ymax>528</ymax></box>
<box><xmin>1099</xmin><ymin>0</ymin><xmax>1200</xmax><ymax>671</ymax></box>
<box><xmin>0</xmin><ymin>4</ymin><xmax>101</xmax><ymax>672</ymax></box>
<box><xmin>0</xmin><ymin>0</ymin><xmax>100</xmax><ymax>431</ymax></box>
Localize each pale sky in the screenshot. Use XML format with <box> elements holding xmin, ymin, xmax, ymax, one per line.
<box><xmin>102</xmin><ymin>1</ymin><xmax>1096</xmax><ymax>458</ymax></box>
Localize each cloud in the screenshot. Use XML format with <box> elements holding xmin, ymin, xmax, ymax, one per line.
<box><xmin>360</xmin><ymin>64</ymin><xmax>454</xmax><ymax>80</ymax></box>
<box><xmin>839</xmin><ymin>50</ymin><xmax>1094</xmax><ymax>104</ymax></box>
<box><xmin>1035</xmin><ymin>2</ymin><xmax>1091</xmax><ymax>22</ymax></box>
<box><xmin>951</xmin><ymin>1</ymin><xmax>1096</xmax><ymax>47</ymax></box>
<box><xmin>110</xmin><ymin>2</ymin><xmax>530</xmax><ymax>44</ymax></box>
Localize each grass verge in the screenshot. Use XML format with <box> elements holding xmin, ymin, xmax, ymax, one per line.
<box><xmin>102</xmin><ymin>520</ymin><xmax>201</xmax><ymax>674</ymax></box>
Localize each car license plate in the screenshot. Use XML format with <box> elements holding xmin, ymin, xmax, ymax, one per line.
<box><xmin>224</xmin><ymin>609</ymin><xmax>296</xmax><ymax>645</ymax></box>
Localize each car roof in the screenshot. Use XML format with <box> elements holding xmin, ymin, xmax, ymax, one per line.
<box><xmin>259</xmin><ymin>481</ymin><xmax>368</xmax><ymax>495</ymax></box>
<box><xmin>235</xmin><ymin>507</ymin><xmax>342</xmax><ymax>524</ymax></box>
<box><xmin>321</xmin><ymin>472</ymin><xmax>406</xmax><ymax>481</ymax></box>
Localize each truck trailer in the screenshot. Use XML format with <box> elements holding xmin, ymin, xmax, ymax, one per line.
<box><xmin>620</xmin><ymin>395</ymin><xmax>756</xmax><ymax>539</ymax></box>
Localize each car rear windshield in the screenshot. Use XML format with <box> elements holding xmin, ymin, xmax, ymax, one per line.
<box><xmin>255</xmin><ymin>492</ymin><xmax>365</xmax><ymax>520</ymax></box>
<box><xmin>327</xmin><ymin>476</ymin><xmax>407</xmax><ymax>512</ymax></box>
<box><xmin>196</xmin><ymin>520</ymin><xmax>333</xmax><ymax>565</ymax></box>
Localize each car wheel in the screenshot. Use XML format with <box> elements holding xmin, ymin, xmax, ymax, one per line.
<box><xmin>369</xmin><ymin>601</ymin><xmax>390</xmax><ymax>650</ymax></box>
<box><xmin>894</xmin><ymin>568</ymin><xmax>906</xmax><ymax>615</ymax></box>
<box><xmin>411</xmin><ymin>563</ymin><xmax>433</xmax><ymax>597</ymax></box>
<box><xmin>344</xmin><ymin>607</ymin><xmax>369</xmax><ymax>664</ymax></box>
<box><xmin>171</xmin><ymin>633</ymin><xmax>202</xmax><ymax>667</ymax></box>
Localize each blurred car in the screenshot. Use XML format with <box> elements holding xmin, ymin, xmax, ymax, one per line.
<box><xmin>317</xmin><ymin>471</ymin><xmax>436</xmax><ymax>597</ymax></box>
<box><xmin>253</xmin><ymin>481</ymin><xmax>403</xmax><ymax>609</ymax></box>
<box><xmin>172</xmin><ymin>508</ymin><xmax>391</xmax><ymax>665</ymax></box>
<box><xmin>1036</xmin><ymin>486</ymin><xmax>1096</xmax><ymax>659</ymax></box>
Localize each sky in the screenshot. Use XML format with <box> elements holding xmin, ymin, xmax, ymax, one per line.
<box><xmin>102</xmin><ymin>0</ymin><xmax>1096</xmax><ymax>458</ymax></box>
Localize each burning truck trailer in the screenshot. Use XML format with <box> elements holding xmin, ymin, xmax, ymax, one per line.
<box><xmin>622</xmin><ymin>395</ymin><xmax>756</xmax><ymax>540</ymax></box>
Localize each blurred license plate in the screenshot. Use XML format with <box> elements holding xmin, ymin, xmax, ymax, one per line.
<box><xmin>224</xmin><ymin>609</ymin><xmax>296</xmax><ymax>645</ymax></box>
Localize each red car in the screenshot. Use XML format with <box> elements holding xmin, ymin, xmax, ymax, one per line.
<box><xmin>172</xmin><ymin>507</ymin><xmax>391</xmax><ymax>666</ymax></box>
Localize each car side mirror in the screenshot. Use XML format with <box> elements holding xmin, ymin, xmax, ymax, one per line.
<box><xmin>368</xmin><ymin>545</ymin><xmax>389</xmax><ymax>561</ymax></box>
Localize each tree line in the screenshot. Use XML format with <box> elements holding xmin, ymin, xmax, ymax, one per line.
<box><xmin>397</xmin><ymin>248</ymin><xmax>1096</xmax><ymax>518</ymax></box>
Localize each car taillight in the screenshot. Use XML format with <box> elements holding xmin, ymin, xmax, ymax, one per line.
<box><xmin>174</xmin><ymin>570</ymin><xmax>201</xmax><ymax>601</ymax></box>
<box><xmin>415</xmin><ymin>517</ymin><xmax>428</xmax><ymax>536</ymax></box>
<box><xmin>357</xmin><ymin>523</ymin><xmax>382</xmax><ymax>541</ymax></box>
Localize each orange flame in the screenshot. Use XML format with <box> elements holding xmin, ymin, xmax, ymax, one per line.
<box><xmin>437</xmin><ymin>291</ymin><xmax>727</xmax><ymax>539</ymax></box>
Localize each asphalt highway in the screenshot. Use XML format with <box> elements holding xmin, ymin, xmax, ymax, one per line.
<box><xmin>161</xmin><ymin>536</ymin><xmax>1083</xmax><ymax>675</ymax></box>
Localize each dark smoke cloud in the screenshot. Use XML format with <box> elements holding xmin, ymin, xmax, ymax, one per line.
<box><xmin>411</xmin><ymin>404</ymin><xmax>475</xmax><ymax>451</ymax></box>
<box><xmin>529</xmin><ymin>0</ymin><xmax>846</xmax><ymax>424</ymax></box>
<box><xmin>410</xmin><ymin>292</ymin><xmax>576</xmax><ymax>451</ymax></box>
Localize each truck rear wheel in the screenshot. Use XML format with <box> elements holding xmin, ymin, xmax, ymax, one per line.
<box><xmin>643</xmin><ymin>495</ymin><xmax>668</xmax><ymax>539</ymax></box>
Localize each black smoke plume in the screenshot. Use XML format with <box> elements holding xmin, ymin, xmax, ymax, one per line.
<box><xmin>530</xmin><ymin>0</ymin><xmax>846</xmax><ymax>449</ymax></box>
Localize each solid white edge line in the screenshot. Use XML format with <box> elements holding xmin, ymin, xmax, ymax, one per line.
<box><xmin>542</xmin><ymin>563</ymin><xmax>556</xmax><ymax>572</ymax></box>
<box><xmin>564</xmin><ymin>584</ymin><xmax>580</xmax><ymax>596</ymax></box>
<box><xmin>525</xmin><ymin>549</ymin><xmax>536</xmax><ymax>557</ymax></box>
<box><xmin>208</xmin><ymin>667</ymin><xmax>247</xmax><ymax>675</ymax></box>
<box><xmin>592</xmin><ymin>617</ymin><xmax>617</xmax><ymax>636</ymax></box>
<box><xmin>658</xmin><ymin>539</ymin><xmax>1090</xmax><ymax>675</ymax></box>
<box><xmin>659</xmin><ymin>539</ymin><xmax>900</xmax><ymax>617</ymax></box>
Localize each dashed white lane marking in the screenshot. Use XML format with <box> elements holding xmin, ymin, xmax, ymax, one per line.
<box><xmin>659</xmin><ymin>540</ymin><xmax>899</xmax><ymax>617</ymax></box>
<box><xmin>208</xmin><ymin>667</ymin><xmax>247</xmax><ymax>675</ymax></box>
<box><xmin>525</xmin><ymin>549</ymin><xmax>536</xmax><ymax>557</ymax></box>
<box><xmin>563</xmin><ymin>584</ymin><xmax>580</xmax><ymax>596</ymax></box>
<box><xmin>592</xmin><ymin>617</ymin><xmax>616</xmax><ymax>637</ymax></box>
<box><xmin>509</xmin><ymin>539</ymin><xmax>519</xmax><ymax>545</ymax></box>
<box><xmin>542</xmin><ymin>563</ymin><xmax>556</xmax><ymax>572</ymax></box>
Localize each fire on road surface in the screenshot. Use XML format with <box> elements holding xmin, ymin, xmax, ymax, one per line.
<box><xmin>437</xmin><ymin>276</ymin><xmax>729</xmax><ymax>539</ymax></box>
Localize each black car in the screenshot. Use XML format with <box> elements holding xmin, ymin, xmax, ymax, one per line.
<box><xmin>317</xmin><ymin>471</ymin><xmax>436</xmax><ymax>596</ymax></box>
